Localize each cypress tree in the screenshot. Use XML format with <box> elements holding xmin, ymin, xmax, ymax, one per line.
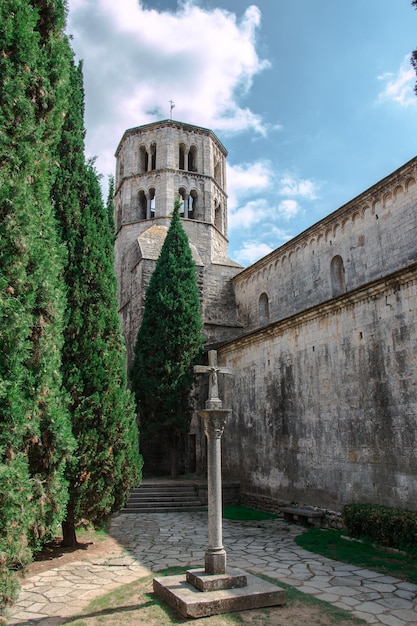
<box><xmin>0</xmin><ymin>0</ymin><xmax>74</xmax><ymax>608</ymax></box>
<box><xmin>131</xmin><ymin>200</ymin><xmax>204</xmax><ymax>477</ymax></box>
<box><xmin>52</xmin><ymin>59</ymin><xmax>142</xmax><ymax>547</ymax></box>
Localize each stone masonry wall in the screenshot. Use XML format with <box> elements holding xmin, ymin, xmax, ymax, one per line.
<box><xmin>218</xmin><ymin>264</ymin><xmax>417</xmax><ymax>512</ymax></box>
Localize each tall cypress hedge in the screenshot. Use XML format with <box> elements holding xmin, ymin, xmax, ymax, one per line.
<box><xmin>52</xmin><ymin>59</ymin><xmax>142</xmax><ymax>546</ymax></box>
<box><xmin>0</xmin><ymin>0</ymin><xmax>74</xmax><ymax>608</ymax></box>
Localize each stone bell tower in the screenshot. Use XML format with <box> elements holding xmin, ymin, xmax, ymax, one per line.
<box><xmin>114</xmin><ymin>119</ymin><xmax>242</xmax><ymax>367</ymax></box>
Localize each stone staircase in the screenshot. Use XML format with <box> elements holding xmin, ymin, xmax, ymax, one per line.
<box><xmin>122</xmin><ymin>481</ymin><xmax>208</xmax><ymax>514</ymax></box>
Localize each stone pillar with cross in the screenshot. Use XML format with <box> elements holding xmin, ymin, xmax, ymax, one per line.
<box><xmin>193</xmin><ymin>351</ymin><xmax>234</xmax><ymax>577</ymax></box>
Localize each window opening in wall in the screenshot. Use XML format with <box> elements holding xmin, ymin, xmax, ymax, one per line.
<box><xmin>189</xmin><ymin>190</ymin><xmax>197</xmax><ymax>219</ymax></box>
<box><xmin>139</xmin><ymin>145</ymin><xmax>148</xmax><ymax>173</ymax></box>
<box><xmin>149</xmin><ymin>187</ymin><xmax>156</xmax><ymax>218</ymax></box>
<box><xmin>179</xmin><ymin>144</ymin><xmax>185</xmax><ymax>170</ymax></box>
<box><xmin>138</xmin><ymin>190</ymin><xmax>147</xmax><ymax>220</ymax></box>
<box><xmin>214</xmin><ymin>201</ymin><xmax>222</xmax><ymax>231</ymax></box>
<box><xmin>178</xmin><ymin>187</ymin><xmax>186</xmax><ymax>216</ymax></box>
<box><xmin>214</xmin><ymin>159</ymin><xmax>221</xmax><ymax>185</ymax></box>
<box><xmin>150</xmin><ymin>143</ymin><xmax>157</xmax><ymax>170</ymax></box>
<box><xmin>330</xmin><ymin>255</ymin><xmax>346</xmax><ymax>297</ymax></box>
<box><xmin>189</xmin><ymin>145</ymin><xmax>197</xmax><ymax>172</ymax></box>
<box><xmin>259</xmin><ymin>292</ymin><xmax>269</xmax><ymax>325</ymax></box>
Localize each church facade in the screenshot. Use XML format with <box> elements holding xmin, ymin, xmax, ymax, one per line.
<box><xmin>115</xmin><ymin>119</ymin><xmax>417</xmax><ymax>512</ymax></box>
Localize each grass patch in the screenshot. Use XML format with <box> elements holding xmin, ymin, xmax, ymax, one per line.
<box><xmin>63</xmin><ymin>566</ymin><xmax>365</xmax><ymax>625</ymax></box>
<box><xmin>223</xmin><ymin>506</ymin><xmax>277</xmax><ymax>521</ymax></box>
<box><xmin>75</xmin><ymin>521</ymin><xmax>109</xmax><ymax>541</ymax></box>
<box><xmin>296</xmin><ymin>528</ymin><xmax>417</xmax><ymax>584</ymax></box>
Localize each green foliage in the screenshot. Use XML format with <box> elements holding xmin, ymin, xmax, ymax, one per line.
<box><xmin>52</xmin><ymin>59</ymin><xmax>141</xmax><ymax>542</ymax></box>
<box><xmin>130</xmin><ymin>200</ymin><xmax>204</xmax><ymax>470</ymax></box>
<box><xmin>0</xmin><ymin>0</ymin><xmax>74</xmax><ymax>608</ymax></box>
<box><xmin>343</xmin><ymin>503</ymin><xmax>417</xmax><ymax>557</ymax></box>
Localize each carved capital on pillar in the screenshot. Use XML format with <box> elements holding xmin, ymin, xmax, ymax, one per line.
<box><xmin>199</xmin><ymin>409</ymin><xmax>230</xmax><ymax>440</ymax></box>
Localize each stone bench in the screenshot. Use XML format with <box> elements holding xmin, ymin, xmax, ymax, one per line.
<box><xmin>280</xmin><ymin>507</ymin><xmax>324</xmax><ymax>528</ymax></box>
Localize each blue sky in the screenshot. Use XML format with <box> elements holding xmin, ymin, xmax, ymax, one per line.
<box><xmin>67</xmin><ymin>0</ymin><xmax>417</xmax><ymax>266</ymax></box>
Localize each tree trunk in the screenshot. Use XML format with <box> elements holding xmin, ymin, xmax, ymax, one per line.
<box><xmin>61</xmin><ymin>510</ymin><xmax>78</xmax><ymax>547</ymax></box>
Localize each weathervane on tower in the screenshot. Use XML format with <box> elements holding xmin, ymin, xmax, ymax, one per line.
<box><xmin>169</xmin><ymin>99</ymin><xmax>175</xmax><ymax>119</ymax></box>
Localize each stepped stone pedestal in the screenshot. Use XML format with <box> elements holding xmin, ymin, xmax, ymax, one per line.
<box><xmin>153</xmin><ymin>351</ymin><xmax>285</xmax><ymax>618</ymax></box>
<box><xmin>153</xmin><ymin>569</ymin><xmax>286</xmax><ymax>619</ymax></box>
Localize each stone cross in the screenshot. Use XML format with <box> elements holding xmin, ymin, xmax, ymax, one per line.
<box><xmin>194</xmin><ymin>350</ymin><xmax>232</xmax><ymax>410</ymax></box>
<box><xmin>194</xmin><ymin>350</ymin><xmax>233</xmax><ymax>576</ymax></box>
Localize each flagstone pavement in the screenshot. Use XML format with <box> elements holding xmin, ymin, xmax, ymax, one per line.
<box><xmin>8</xmin><ymin>511</ymin><xmax>417</xmax><ymax>625</ymax></box>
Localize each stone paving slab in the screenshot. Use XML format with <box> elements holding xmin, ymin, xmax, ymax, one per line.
<box><xmin>8</xmin><ymin>511</ymin><xmax>417</xmax><ymax>625</ymax></box>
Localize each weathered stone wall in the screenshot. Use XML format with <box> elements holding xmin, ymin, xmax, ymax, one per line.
<box><xmin>218</xmin><ymin>264</ymin><xmax>417</xmax><ymax>512</ymax></box>
<box><xmin>233</xmin><ymin>158</ymin><xmax>417</xmax><ymax>331</ymax></box>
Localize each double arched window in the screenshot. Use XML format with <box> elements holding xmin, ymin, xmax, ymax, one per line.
<box><xmin>179</xmin><ymin>144</ymin><xmax>198</xmax><ymax>172</ymax></box>
<box><xmin>178</xmin><ymin>188</ymin><xmax>198</xmax><ymax>219</ymax></box>
<box><xmin>139</xmin><ymin>144</ymin><xmax>157</xmax><ymax>173</ymax></box>
<box><xmin>137</xmin><ymin>188</ymin><xmax>156</xmax><ymax>220</ymax></box>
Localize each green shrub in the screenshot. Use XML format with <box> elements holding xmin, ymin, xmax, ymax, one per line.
<box><xmin>343</xmin><ymin>503</ymin><xmax>417</xmax><ymax>556</ymax></box>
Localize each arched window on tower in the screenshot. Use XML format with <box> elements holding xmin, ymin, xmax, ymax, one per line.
<box><xmin>214</xmin><ymin>159</ymin><xmax>222</xmax><ymax>186</ymax></box>
<box><xmin>188</xmin><ymin>190</ymin><xmax>197</xmax><ymax>219</ymax></box>
<box><xmin>150</xmin><ymin>142</ymin><xmax>157</xmax><ymax>170</ymax></box>
<box><xmin>330</xmin><ymin>255</ymin><xmax>346</xmax><ymax>297</ymax></box>
<box><xmin>259</xmin><ymin>293</ymin><xmax>270</xmax><ymax>326</ymax></box>
<box><xmin>179</xmin><ymin>143</ymin><xmax>186</xmax><ymax>170</ymax></box>
<box><xmin>188</xmin><ymin>145</ymin><xmax>197</xmax><ymax>172</ymax></box>
<box><xmin>138</xmin><ymin>190</ymin><xmax>147</xmax><ymax>220</ymax></box>
<box><xmin>214</xmin><ymin>201</ymin><xmax>222</xmax><ymax>231</ymax></box>
<box><xmin>139</xmin><ymin>145</ymin><xmax>148</xmax><ymax>173</ymax></box>
<box><xmin>178</xmin><ymin>187</ymin><xmax>187</xmax><ymax>216</ymax></box>
<box><xmin>149</xmin><ymin>187</ymin><xmax>156</xmax><ymax>218</ymax></box>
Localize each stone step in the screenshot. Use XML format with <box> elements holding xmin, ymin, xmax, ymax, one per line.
<box><xmin>121</xmin><ymin>481</ymin><xmax>208</xmax><ymax>514</ymax></box>
<box><xmin>129</xmin><ymin>493</ymin><xmax>199</xmax><ymax>502</ymax></box>
<box><xmin>130</xmin><ymin>489</ymin><xmax>196</xmax><ymax>498</ymax></box>
<box><xmin>130</xmin><ymin>488</ymin><xmax>197</xmax><ymax>495</ymax></box>
<box><xmin>130</xmin><ymin>484</ymin><xmax>197</xmax><ymax>490</ymax></box>
<box><xmin>122</xmin><ymin>505</ymin><xmax>207</xmax><ymax>514</ymax></box>
<box><xmin>125</xmin><ymin>498</ymin><xmax>202</xmax><ymax>507</ymax></box>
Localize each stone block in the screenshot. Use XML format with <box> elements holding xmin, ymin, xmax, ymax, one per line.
<box><xmin>153</xmin><ymin>570</ymin><xmax>286</xmax><ymax>618</ymax></box>
<box><xmin>186</xmin><ymin>567</ymin><xmax>247</xmax><ymax>591</ymax></box>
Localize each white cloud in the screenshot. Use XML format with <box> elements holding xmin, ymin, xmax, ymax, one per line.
<box><xmin>66</xmin><ymin>0</ymin><xmax>270</xmax><ymax>177</ymax></box>
<box><xmin>279</xmin><ymin>174</ymin><xmax>319</xmax><ymax>200</ymax></box>
<box><xmin>234</xmin><ymin>241</ymin><xmax>274</xmax><ymax>265</ymax></box>
<box><xmin>277</xmin><ymin>199</ymin><xmax>301</xmax><ymax>220</ymax></box>
<box><xmin>227</xmin><ymin>160</ymin><xmax>273</xmax><ymax>210</ymax></box>
<box><xmin>377</xmin><ymin>55</ymin><xmax>416</xmax><ymax>108</ymax></box>
<box><xmin>227</xmin><ymin>163</ymin><xmax>318</xmax><ymax>230</ymax></box>
<box><xmin>229</xmin><ymin>198</ymin><xmax>270</xmax><ymax>230</ymax></box>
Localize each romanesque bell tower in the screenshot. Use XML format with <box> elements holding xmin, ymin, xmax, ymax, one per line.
<box><xmin>114</xmin><ymin>120</ymin><xmax>242</xmax><ymax>367</ymax></box>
